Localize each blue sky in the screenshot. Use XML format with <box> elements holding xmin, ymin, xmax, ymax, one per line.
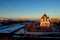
<box><xmin>0</xmin><ymin>0</ymin><xmax>60</xmax><ymax>19</ymax></box>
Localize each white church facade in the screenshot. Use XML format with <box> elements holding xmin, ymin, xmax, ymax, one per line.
<box><xmin>40</xmin><ymin>14</ymin><xmax>50</xmax><ymax>27</ymax></box>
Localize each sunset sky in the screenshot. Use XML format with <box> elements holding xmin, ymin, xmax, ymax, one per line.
<box><xmin>0</xmin><ymin>0</ymin><xmax>60</xmax><ymax>19</ymax></box>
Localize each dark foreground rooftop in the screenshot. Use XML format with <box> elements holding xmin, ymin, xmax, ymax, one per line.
<box><xmin>0</xmin><ymin>23</ymin><xmax>60</xmax><ymax>40</ymax></box>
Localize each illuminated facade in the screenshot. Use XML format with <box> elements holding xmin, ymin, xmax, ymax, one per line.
<box><xmin>40</xmin><ymin>14</ymin><xmax>50</xmax><ymax>27</ymax></box>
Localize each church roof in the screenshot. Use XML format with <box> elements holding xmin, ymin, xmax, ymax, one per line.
<box><xmin>43</xmin><ymin>14</ymin><xmax>47</xmax><ymax>17</ymax></box>
<box><xmin>41</xmin><ymin>14</ymin><xmax>49</xmax><ymax>19</ymax></box>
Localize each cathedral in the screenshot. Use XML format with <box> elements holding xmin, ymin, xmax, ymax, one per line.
<box><xmin>25</xmin><ymin>13</ymin><xmax>52</xmax><ymax>32</ymax></box>
<box><xmin>40</xmin><ymin>14</ymin><xmax>50</xmax><ymax>27</ymax></box>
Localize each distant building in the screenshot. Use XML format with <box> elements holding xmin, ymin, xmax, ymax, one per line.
<box><xmin>50</xmin><ymin>18</ymin><xmax>59</xmax><ymax>23</ymax></box>
<box><xmin>0</xmin><ymin>18</ymin><xmax>4</xmax><ymax>21</ymax></box>
<box><xmin>40</xmin><ymin>14</ymin><xmax>50</xmax><ymax>27</ymax></box>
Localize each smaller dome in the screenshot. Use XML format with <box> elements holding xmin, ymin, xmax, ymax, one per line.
<box><xmin>43</xmin><ymin>14</ymin><xmax>47</xmax><ymax>17</ymax></box>
<box><xmin>47</xmin><ymin>17</ymin><xmax>49</xmax><ymax>18</ymax></box>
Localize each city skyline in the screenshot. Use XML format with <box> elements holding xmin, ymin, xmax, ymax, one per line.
<box><xmin>0</xmin><ymin>0</ymin><xmax>60</xmax><ymax>19</ymax></box>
